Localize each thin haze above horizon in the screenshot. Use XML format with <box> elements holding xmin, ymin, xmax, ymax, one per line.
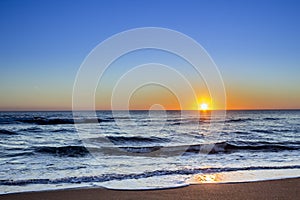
<box><xmin>0</xmin><ymin>0</ymin><xmax>299</xmax><ymax>110</ymax></box>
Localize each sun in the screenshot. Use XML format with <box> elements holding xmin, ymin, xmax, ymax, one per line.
<box><xmin>199</xmin><ymin>103</ymin><xmax>208</xmax><ymax>111</ymax></box>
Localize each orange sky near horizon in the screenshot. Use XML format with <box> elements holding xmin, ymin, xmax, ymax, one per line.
<box><xmin>1</xmin><ymin>79</ymin><xmax>299</xmax><ymax>111</ymax></box>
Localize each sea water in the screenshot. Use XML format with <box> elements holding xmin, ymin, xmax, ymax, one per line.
<box><xmin>0</xmin><ymin>110</ymin><xmax>299</xmax><ymax>193</ymax></box>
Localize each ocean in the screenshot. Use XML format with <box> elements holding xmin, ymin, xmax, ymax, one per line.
<box><xmin>0</xmin><ymin>110</ymin><xmax>299</xmax><ymax>194</ymax></box>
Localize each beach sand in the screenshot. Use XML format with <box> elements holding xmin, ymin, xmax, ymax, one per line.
<box><xmin>0</xmin><ymin>178</ymin><xmax>299</xmax><ymax>200</ymax></box>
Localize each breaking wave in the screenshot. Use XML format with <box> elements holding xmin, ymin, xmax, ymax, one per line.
<box><xmin>1</xmin><ymin>165</ymin><xmax>299</xmax><ymax>186</ymax></box>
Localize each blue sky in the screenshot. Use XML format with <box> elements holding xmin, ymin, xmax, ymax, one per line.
<box><xmin>0</xmin><ymin>0</ymin><xmax>299</xmax><ymax>110</ymax></box>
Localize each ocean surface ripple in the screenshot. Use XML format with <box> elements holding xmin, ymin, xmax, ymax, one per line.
<box><xmin>0</xmin><ymin>110</ymin><xmax>299</xmax><ymax>193</ymax></box>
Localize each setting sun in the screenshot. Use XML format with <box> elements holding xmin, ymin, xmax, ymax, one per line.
<box><xmin>199</xmin><ymin>103</ymin><xmax>208</xmax><ymax>111</ymax></box>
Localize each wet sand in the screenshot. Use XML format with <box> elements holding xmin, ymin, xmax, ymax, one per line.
<box><xmin>0</xmin><ymin>178</ymin><xmax>299</xmax><ymax>200</ymax></box>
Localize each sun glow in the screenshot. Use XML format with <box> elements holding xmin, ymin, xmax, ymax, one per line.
<box><xmin>199</xmin><ymin>103</ymin><xmax>209</xmax><ymax>111</ymax></box>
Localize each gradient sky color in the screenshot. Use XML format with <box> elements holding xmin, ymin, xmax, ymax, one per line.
<box><xmin>0</xmin><ymin>0</ymin><xmax>299</xmax><ymax>110</ymax></box>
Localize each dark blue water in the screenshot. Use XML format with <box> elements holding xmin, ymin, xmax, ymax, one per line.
<box><xmin>0</xmin><ymin>110</ymin><xmax>299</xmax><ymax>193</ymax></box>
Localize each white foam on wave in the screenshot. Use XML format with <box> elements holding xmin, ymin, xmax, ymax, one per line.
<box><xmin>100</xmin><ymin>174</ymin><xmax>189</xmax><ymax>190</ymax></box>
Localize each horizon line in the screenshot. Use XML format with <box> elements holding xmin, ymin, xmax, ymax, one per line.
<box><xmin>1</xmin><ymin>109</ymin><xmax>300</xmax><ymax>112</ymax></box>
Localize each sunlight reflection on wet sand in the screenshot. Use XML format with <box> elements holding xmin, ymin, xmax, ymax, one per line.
<box><xmin>188</xmin><ymin>173</ymin><xmax>223</xmax><ymax>183</ymax></box>
<box><xmin>187</xmin><ymin>168</ymin><xmax>300</xmax><ymax>184</ymax></box>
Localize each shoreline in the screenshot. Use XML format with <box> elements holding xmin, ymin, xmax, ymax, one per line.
<box><xmin>1</xmin><ymin>177</ymin><xmax>299</xmax><ymax>200</ymax></box>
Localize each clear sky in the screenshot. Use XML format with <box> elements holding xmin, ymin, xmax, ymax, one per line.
<box><xmin>0</xmin><ymin>0</ymin><xmax>299</xmax><ymax>110</ymax></box>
